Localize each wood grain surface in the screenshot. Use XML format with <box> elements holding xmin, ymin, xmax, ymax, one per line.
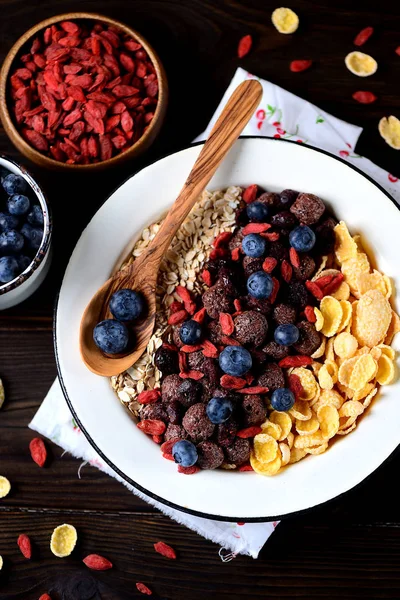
<box><xmin>0</xmin><ymin>0</ymin><xmax>399</xmax><ymax>598</ymax></box>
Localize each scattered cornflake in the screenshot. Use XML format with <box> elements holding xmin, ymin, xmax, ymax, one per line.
<box><xmin>0</xmin><ymin>378</ymin><xmax>4</xmax><ymax>409</ymax></box>
<box><xmin>345</xmin><ymin>51</ymin><xmax>378</xmax><ymax>77</ymax></box>
<box><xmin>378</xmin><ymin>116</ymin><xmax>400</xmax><ymax>150</ymax></box>
<box><xmin>271</xmin><ymin>7</ymin><xmax>299</xmax><ymax>34</ymax></box>
<box><xmin>0</xmin><ymin>476</ymin><xmax>11</xmax><ymax>499</ymax></box>
<box><xmin>50</xmin><ymin>524</ymin><xmax>78</xmax><ymax>558</ymax></box>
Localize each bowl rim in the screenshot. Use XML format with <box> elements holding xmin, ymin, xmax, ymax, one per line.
<box><xmin>0</xmin><ymin>154</ymin><xmax>52</xmax><ymax>294</ymax></box>
<box><xmin>54</xmin><ymin>136</ymin><xmax>400</xmax><ymax>522</ymax></box>
<box><xmin>0</xmin><ymin>11</ymin><xmax>167</xmax><ymax>170</ymax></box>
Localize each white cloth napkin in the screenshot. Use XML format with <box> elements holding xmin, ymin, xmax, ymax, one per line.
<box><xmin>30</xmin><ymin>67</ymin><xmax>400</xmax><ymax>560</ymax></box>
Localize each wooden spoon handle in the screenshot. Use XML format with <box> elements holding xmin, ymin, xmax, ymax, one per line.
<box><xmin>138</xmin><ymin>79</ymin><xmax>263</xmax><ymax>269</ymax></box>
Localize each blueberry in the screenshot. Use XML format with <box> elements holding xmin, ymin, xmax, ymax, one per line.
<box><xmin>289</xmin><ymin>225</ymin><xmax>316</xmax><ymax>252</ymax></box>
<box><xmin>246</xmin><ymin>201</ymin><xmax>269</xmax><ymax>222</ymax></box>
<box><xmin>0</xmin><ymin>256</ymin><xmax>19</xmax><ymax>283</ymax></box>
<box><xmin>172</xmin><ymin>440</ymin><xmax>198</xmax><ymax>467</ymax></box>
<box><xmin>1</xmin><ymin>173</ymin><xmax>29</xmax><ymax>196</ymax></box>
<box><xmin>7</xmin><ymin>194</ymin><xmax>30</xmax><ymax>216</ymax></box>
<box><xmin>206</xmin><ymin>396</ymin><xmax>233</xmax><ymax>424</ymax></box>
<box><xmin>242</xmin><ymin>233</ymin><xmax>267</xmax><ymax>258</ymax></box>
<box><xmin>274</xmin><ymin>324</ymin><xmax>300</xmax><ymax>346</ymax></box>
<box><xmin>270</xmin><ymin>388</ymin><xmax>295</xmax><ymax>411</ymax></box>
<box><xmin>18</xmin><ymin>255</ymin><xmax>31</xmax><ymax>272</ymax></box>
<box><xmin>0</xmin><ymin>230</ymin><xmax>24</xmax><ymax>254</ymax></box>
<box><xmin>21</xmin><ymin>223</ymin><xmax>43</xmax><ymax>251</ymax></box>
<box><xmin>0</xmin><ymin>212</ymin><xmax>19</xmax><ymax>232</ymax></box>
<box><xmin>93</xmin><ymin>319</ymin><xmax>130</xmax><ymax>354</ymax></box>
<box><xmin>247</xmin><ymin>271</ymin><xmax>273</xmax><ymax>299</ymax></box>
<box><xmin>109</xmin><ymin>289</ymin><xmax>144</xmax><ymax>322</ymax></box>
<box><xmin>219</xmin><ymin>345</ymin><xmax>252</xmax><ymax>377</ymax></box>
<box><xmin>179</xmin><ymin>319</ymin><xmax>202</xmax><ymax>345</ymax></box>
<box><xmin>27</xmin><ymin>204</ymin><xmax>44</xmax><ymax>226</ymax></box>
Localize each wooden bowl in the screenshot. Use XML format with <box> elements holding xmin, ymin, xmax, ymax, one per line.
<box><xmin>0</xmin><ymin>12</ymin><xmax>168</xmax><ymax>170</ymax></box>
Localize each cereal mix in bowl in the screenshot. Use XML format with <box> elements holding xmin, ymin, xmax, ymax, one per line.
<box><xmin>111</xmin><ymin>185</ymin><xmax>399</xmax><ymax>476</ymax></box>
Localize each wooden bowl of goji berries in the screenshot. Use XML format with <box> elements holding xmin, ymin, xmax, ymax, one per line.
<box><xmin>0</xmin><ymin>13</ymin><xmax>168</xmax><ymax>170</ymax></box>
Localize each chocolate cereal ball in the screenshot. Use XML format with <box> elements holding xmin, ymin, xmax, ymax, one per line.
<box><xmin>270</xmin><ymin>210</ymin><xmax>298</xmax><ymax>229</ymax></box>
<box><xmin>286</xmin><ymin>281</ymin><xmax>309</xmax><ymax>308</ymax></box>
<box><xmin>164</xmin><ymin>423</ymin><xmax>187</xmax><ymax>441</ymax></box>
<box><xmin>165</xmin><ymin>401</ymin><xmax>182</xmax><ymax>425</ymax></box>
<box><xmin>268</xmin><ymin>241</ymin><xmax>289</xmax><ymax>262</ymax></box>
<box><xmin>243</xmin><ymin>256</ymin><xmax>264</xmax><ymax>278</ymax></box>
<box><xmin>257</xmin><ymin>192</ymin><xmax>281</xmax><ymax>213</ymax></box>
<box><xmin>224</xmin><ymin>438</ymin><xmax>250</xmax><ymax>465</ymax></box>
<box><xmin>315</xmin><ymin>217</ymin><xmax>337</xmax><ymax>254</ymax></box>
<box><xmin>140</xmin><ymin>402</ymin><xmax>167</xmax><ymax>422</ymax></box>
<box><xmin>161</xmin><ymin>374</ymin><xmax>182</xmax><ymax>404</ymax></box>
<box><xmin>293</xmin><ymin>320</ymin><xmax>321</xmax><ymax>356</ymax></box>
<box><xmin>290</xmin><ymin>192</ymin><xmax>325</xmax><ymax>225</ymax></box>
<box><xmin>177</xmin><ymin>379</ymin><xmax>202</xmax><ymax>408</ymax></box>
<box><xmin>216</xmin><ymin>418</ymin><xmax>238</xmax><ymax>447</ymax></box>
<box><xmin>207</xmin><ymin>320</ymin><xmax>224</xmax><ymax>345</ymax></box>
<box><xmin>172</xmin><ymin>326</ymin><xmax>184</xmax><ymax>348</ymax></box>
<box><xmin>154</xmin><ymin>346</ymin><xmax>178</xmax><ymax>375</ymax></box>
<box><xmin>279</xmin><ymin>189</ymin><xmax>299</xmax><ymax>209</ymax></box>
<box><xmin>293</xmin><ymin>255</ymin><xmax>316</xmax><ymax>281</ymax></box>
<box><xmin>187</xmin><ymin>350</ymin><xmax>205</xmax><ymax>371</ymax></box>
<box><xmin>257</xmin><ymin>362</ymin><xmax>285</xmax><ymax>391</ymax></box>
<box><xmin>241</xmin><ymin>394</ymin><xmax>267</xmax><ymax>426</ymax></box>
<box><xmin>245</xmin><ymin>294</ymin><xmax>272</xmax><ymax>316</ymax></box>
<box><xmin>182</xmin><ymin>403</ymin><xmax>215</xmax><ymax>442</ymax></box>
<box><xmin>273</xmin><ymin>303</ymin><xmax>297</xmax><ymax>325</ymax></box>
<box><xmin>262</xmin><ymin>340</ymin><xmax>290</xmax><ymax>361</ymax></box>
<box><xmin>197</xmin><ymin>441</ymin><xmax>224</xmax><ymax>470</ymax></box>
<box><xmin>202</xmin><ymin>283</ymin><xmax>234</xmax><ymax>319</ymax></box>
<box><xmin>228</xmin><ymin>229</ymin><xmax>244</xmax><ymax>252</ymax></box>
<box><xmin>234</xmin><ymin>310</ymin><xmax>269</xmax><ymax>347</ymax></box>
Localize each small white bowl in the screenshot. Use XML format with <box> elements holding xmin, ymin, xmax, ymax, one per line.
<box><xmin>55</xmin><ymin>137</ymin><xmax>400</xmax><ymax>521</ymax></box>
<box><xmin>0</xmin><ymin>155</ymin><xmax>52</xmax><ymax>309</ymax></box>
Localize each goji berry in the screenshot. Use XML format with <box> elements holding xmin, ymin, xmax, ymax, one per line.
<box><xmin>17</xmin><ymin>534</ymin><xmax>32</xmax><ymax>559</ymax></box>
<box><xmin>219</xmin><ymin>312</ymin><xmax>234</xmax><ymax>336</ymax></box>
<box><xmin>279</xmin><ymin>355</ymin><xmax>313</xmax><ymax>368</ymax></box>
<box><xmin>352</xmin><ymin>91</ymin><xmax>377</xmax><ymax>104</ymax></box>
<box><xmin>304</xmin><ymin>305</ymin><xmax>317</xmax><ymax>323</ymax></box>
<box><xmin>322</xmin><ymin>273</ymin><xmax>344</xmax><ymax>296</ymax></box>
<box><xmin>237</xmin><ymin>386</ymin><xmax>269</xmax><ymax>395</ymax></box>
<box><xmin>290</xmin><ymin>60</ymin><xmax>312</xmax><ymax>72</ymax></box>
<box><xmin>305</xmin><ymin>280</ymin><xmax>324</xmax><ymax>300</ymax></box>
<box><xmin>262</xmin><ymin>257</ymin><xmax>277</xmax><ymax>273</ymax></box>
<box><xmin>262</xmin><ymin>231</ymin><xmax>280</xmax><ymax>242</ymax></box>
<box><xmin>396</xmin><ymin>47</ymin><xmax>400</xmax><ymax>56</ymax></box>
<box><xmin>39</xmin><ymin>595</ymin><xmax>52</xmax><ymax>600</ymax></box>
<box><xmin>221</xmin><ymin>335</ymin><xmax>241</xmax><ymax>346</ymax></box>
<box><xmin>281</xmin><ymin>260</ymin><xmax>293</xmax><ymax>282</ymax></box>
<box><xmin>242</xmin><ymin>184</ymin><xmax>258</xmax><ymax>203</ymax></box>
<box><xmin>136</xmin><ymin>582</ymin><xmax>152</xmax><ymax>595</ymax></box>
<box><xmin>220</xmin><ymin>374</ymin><xmax>247</xmax><ymax>389</ymax></box>
<box><xmin>242</xmin><ymin>223</ymin><xmax>271</xmax><ymax>235</ymax></box>
<box><xmin>179</xmin><ymin>370</ymin><xmax>204</xmax><ymax>380</ymax></box>
<box><xmin>168</xmin><ymin>309</ymin><xmax>188</xmax><ymax>325</ymax></box>
<box><xmin>29</xmin><ymin>438</ymin><xmax>47</xmax><ymax>467</ymax></box>
<box><xmin>237</xmin><ymin>35</ymin><xmax>253</xmax><ymax>59</ymax></box>
<box><xmin>245</xmin><ymin>372</ymin><xmax>254</xmax><ymax>385</ymax></box>
<box><xmin>160</xmin><ymin>439</ymin><xmax>180</xmax><ymax>454</ymax></box>
<box><xmin>289</xmin><ymin>247</ymin><xmax>300</xmax><ymax>268</ymax></box>
<box><xmin>234</xmin><ymin>299</ymin><xmax>242</xmax><ymax>311</ymax></box>
<box><xmin>213</xmin><ymin>231</ymin><xmax>232</xmax><ymax>248</ymax></box>
<box><xmin>137</xmin><ymin>390</ymin><xmax>161</xmax><ymax>404</ymax></box>
<box><xmin>137</xmin><ymin>420</ymin><xmax>166</xmax><ymax>435</ymax></box>
<box><xmin>314</xmin><ymin>274</ymin><xmax>334</xmax><ymax>288</ymax></box>
<box><xmin>201</xmin><ymin>269</ymin><xmax>212</xmax><ymax>286</ymax></box>
<box><xmin>269</xmin><ymin>277</ymin><xmax>280</xmax><ymax>304</ymax></box>
<box><xmin>83</xmin><ymin>554</ymin><xmax>113</xmax><ymax>570</ymax></box>
<box><xmin>177</xmin><ymin>465</ymin><xmax>200</xmax><ymax>475</ymax></box>
<box><xmin>193</xmin><ymin>307</ymin><xmax>206</xmax><ymax>323</ymax></box>
<box><xmin>169</xmin><ymin>300</ymin><xmax>184</xmax><ymax>314</ymax></box>
<box><xmin>152</xmin><ymin>435</ymin><xmax>163</xmax><ymax>444</ymax></box>
<box><xmin>163</xmin><ymin>343</ymin><xmax>178</xmax><ymax>352</ymax></box>
<box><xmin>202</xmin><ymin>339</ymin><xmax>219</xmax><ymax>358</ymax></box>
<box><xmin>238</xmin><ymin>463</ymin><xmax>254</xmax><ymax>472</ymax></box>
<box><xmin>180</xmin><ymin>344</ymin><xmax>204</xmax><ymax>353</ymax></box>
<box><xmin>178</xmin><ymin>352</ymin><xmax>187</xmax><ymax>373</ymax></box>
<box><xmin>209</xmin><ymin>247</ymin><xmax>228</xmax><ymax>260</ymax></box>
<box><xmin>231</xmin><ymin>247</ymin><xmax>241</xmax><ymax>261</ymax></box>
<box><xmin>162</xmin><ymin>452</ymin><xmax>175</xmax><ymax>461</ymax></box>
<box><xmin>288</xmin><ymin>373</ymin><xmax>304</xmax><ymax>400</ymax></box>
<box><xmin>354</xmin><ymin>26</ymin><xmax>373</xmax><ymax>46</ymax></box>
<box><xmin>154</xmin><ymin>541</ymin><xmax>177</xmax><ymax>559</ymax></box>
<box><xmin>237</xmin><ymin>426</ymin><xmax>262</xmax><ymax>438</ymax></box>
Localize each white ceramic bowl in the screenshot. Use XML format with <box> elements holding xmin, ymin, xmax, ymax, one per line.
<box><xmin>55</xmin><ymin>137</ymin><xmax>400</xmax><ymax>521</ymax></box>
<box><xmin>0</xmin><ymin>156</ymin><xmax>52</xmax><ymax>309</ymax></box>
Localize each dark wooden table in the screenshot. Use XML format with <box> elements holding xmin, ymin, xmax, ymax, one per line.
<box><xmin>0</xmin><ymin>0</ymin><xmax>399</xmax><ymax>598</ymax></box>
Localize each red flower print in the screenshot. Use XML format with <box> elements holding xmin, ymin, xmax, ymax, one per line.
<box><xmin>256</xmin><ymin>109</ymin><xmax>266</xmax><ymax>120</ymax></box>
<box><xmin>346</xmin><ymin>142</ymin><xmax>352</xmax><ymax>148</ymax></box>
<box><xmin>277</xmin><ymin>127</ymin><xmax>286</xmax><ymax>135</ymax></box>
<box><xmin>257</xmin><ymin>121</ymin><xmax>263</xmax><ymax>130</ymax></box>
<box><xmin>388</xmin><ymin>173</ymin><xmax>399</xmax><ymax>183</ymax></box>
<box><xmin>273</xmin><ymin>121</ymin><xmax>281</xmax><ymax>127</ymax></box>
<box><xmin>296</xmin><ymin>139</ymin><xmax>303</xmax><ymax>143</ymax></box>
<box><xmin>237</xmin><ymin>522</ymin><xmax>245</xmax><ymax>526</ymax></box>
<box><xmin>274</xmin><ymin>133</ymin><xmax>281</xmax><ymax>139</ymax></box>
<box><xmin>339</xmin><ymin>150</ymin><xmax>349</xmax><ymax>158</ymax></box>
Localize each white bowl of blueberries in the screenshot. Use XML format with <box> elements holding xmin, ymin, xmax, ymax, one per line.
<box><xmin>0</xmin><ymin>155</ymin><xmax>52</xmax><ymax>309</ymax></box>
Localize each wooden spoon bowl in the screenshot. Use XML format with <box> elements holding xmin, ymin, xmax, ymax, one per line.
<box><xmin>80</xmin><ymin>79</ymin><xmax>263</xmax><ymax>376</ymax></box>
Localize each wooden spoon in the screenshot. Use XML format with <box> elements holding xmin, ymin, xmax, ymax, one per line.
<box><xmin>80</xmin><ymin>79</ymin><xmax>263</xmax><ymax>376</ymax></box>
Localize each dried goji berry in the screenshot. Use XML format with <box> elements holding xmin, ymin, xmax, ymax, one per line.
<box><xmin>179</xmin><ymin>370</ymin><xmax>204</xmax><ymax>380</ymax></box>
<box><xmin>136</xmin><ymin>582</ymin><xmax>152</xmax><ymax>595</ymax></box>
<box><xmin>221</xmin><ymin>335</ymin><xmax>241</xmax><ymax>346</ymax></box>
<box><xmin>83</xmin><ymin>554</ymin><xmax>113</xmax><ymax>571</ymax></box>
<box><xmin>137</xmin><ymin>390</ymin><xmax>161</xmax><ymax>404</ymax></box>
<box><xmin>242</xmin><ymin>184</ymin><xmax>258</xmax><ymax>203</ymax></box>
<box><xmin>219</xmin><ymin>312</ymin><xmax>234</xmax><ymax>336</ymax></box>
<box><xmin>237</xmin><ymin>35</ymin><xmax>253</xmax><ymax>59</ymax></box>
<box><xmin>168</xmin><ymin>309</ymin><xmax>188</xmax><ymax>325</ymax></box>
<box><xmin>202</xmin><ymin>339</ymin><xmax>219</xmax><ymax>358</ymax></box>
<box><xmin>352</xmin><ymin>91</ymin><xmax>377</xmax><ymax>104</ymax></box>
<box><xmin>237</xmin><ymin>426</ymin><xmax>262</xmax><ymax>438</ymax></box>
<box><xmin>17</xmin><ymin>534</ymin><xmax>32</xmax><ymax>559</ymax></box>
<box><xmin>354</xmin><ymin>26</ymin><xmax>373</xmax><ymax>46</ymax></box>
<box><xmin>321</xmin><ymin>273</ymin><xmax>344</xmax><ymax>296</ymax></box>
<box><xmin>181</xmin><ymin>344</ymin><xmax>204</xmax><ymax>353</ymax></box>
<box><xmin>231</xmin><ymin>247</ymin><xmax>241</xmax><ymax>261</ymax></box>
<box><xmin>281</xmin><ymin>260</ymin><xmax>293</xmax><ymax>283</ymax></box>
<box><xmin>23</xmin><ymin>129</ymin><xmax>48</xmax><ymax>152</ymax></box>
<box><xmin>234</xmin><ymin>299</ymin><xmax>242</xmax><ymax>312</ymax></box>
<box><xmin>137</xmin><ymin>420</ymin><xmax>166</xmax><ymax>435</ymax></box>
<box><xmin>269</xmin><ymin>277</ymin><xmax>280</xmax><ymax>304</ymax></box>
<box><xmin>262</xmin><ymin>257</ymin><xmax>277</xmax><ymax>273</ymax></box>
<box><xmin>245</xmin><ymin>372</ymin><xmax>254</xmax><ymax>385</ymax></box>
<box><xmin>242</xmin><ymin>223</ymin><xmax>271</xmax><ymax>235</ymax></box>
<box><xmin>220</xmin><ymin>374</ymin><xmax>247</xmax><ymax>389</ymax></box>
<box><xmin>39</xmin><ymin>594</ymin><xmax>52</xmax><ymax>600</ymax></box>
<box><xmin>209</xmin><ymin>247</ymin><xmax>228</xmax><ymax>260</ymax></box>
<box><xmin>305</xmin><ymin>280</ymin><xmax>324</xmax><ymax>300</ymax></box>
<box><xmin>238</xmin><ymin>463</ymin><xmax>254</xmax><ymax>472</ymax></box>
<box><xmin>160</xmin><ymin>439</ymin><xmax>180</xmax><ymax>454</ymax></box>
<box><xmin>290</xmin><ymin>60</ymin><xmax>312</xmax><ymax>72</ymax></box>
<box><xmin>178</xmin><ymin>352</ymin><xmax>187</xmax><ymax>373</ymax></box>
<box><xmin>177</xmin><ymin>465</ymin><xmax>200</xmax><ymax>475</ymax></box>
<box><xmin>213</xmin><ymin>231</ymin><xmax>232</xmax><ymax>248</ymax></box>
<box><xmin>152</xmin><ymin>434</ymin><xmax>163</xmax><ymax>444</ymax></box>
<box><xmin>289</xmin><ymin>247</ymin><xmax>300</xmax><ymax>268</ymax></box>
<box><xmin>304</xmin><ymin>305</ymin><xmax>317</xmax><ymax>323</ymax></box>
<box><xmin>193</xmin><ymin>307</ymin><xmax>206</xmax><ymax>323</ymax></box>
<box><xmin>201</xmin><ymin>269</ymin><xmax>212</xmax><ymax>286</ymax></box>
<box><xmin>314</xmin><ymin>274</ymin><xmax>334</xmax><ymax>288</ymax></box>
<box><xmin>237</xmin><ymin>386</ymin><xmax>269</xmax><ymax>395</ymax></box>
<box><xmin>162</xmin><ymin>452</ymin><xmax>175</xmax><ymax>461</ymax></box>
<box><xmin>162</xmin><ymin>342</ymin><xmax>178</xmax><ymax>352</ymax></box>
<box><xmin>279</xmin><ymin>355</ymin><xmax>313</xmax><ymax>368</ymax></box>
<box><xmin>154</xmin><ymin>541</ymin><xmax>177</xmax><ymax>559</ymax></box>
<box><xmin>29</xmin><ymin>438</ymin><xmax>47</xmax><ymax>467</ymax></box>
<box><xmin>288</xmin><ymin>373</ymin><xmax>304</xmax><ymax>400</ymax></box>
<box><xmin>396</xmin><ymin>47</ymin><xmax>400</xmax><ymax>56</ymax></box>
<box><xmin>262</xmin><ymin>231</ymin><xmax>280</xmax><ymax>242</ymax></box>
